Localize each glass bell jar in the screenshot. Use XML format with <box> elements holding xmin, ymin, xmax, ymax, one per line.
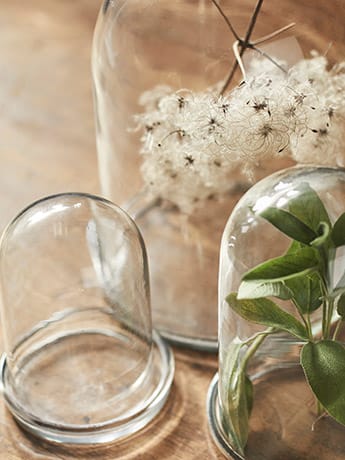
<box><xmin>92</xmin><ymin>0</ymin><xmax>345</xmax><ymax>349</ymax></box>
<box><xmin>207</xmin><ymin>166</ymin><xmax>345</xmax><ymax>459</ymax></box>
<box><xmin>0</xmin><ymin>193</ymin><xmax>174</xmax><ymax>445</ymax></box>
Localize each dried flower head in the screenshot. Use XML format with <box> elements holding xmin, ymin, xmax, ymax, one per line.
<box><xmin>132</xmin><ymin>55</ymin><xmax>345</xmax><ymax>213</ymax></box>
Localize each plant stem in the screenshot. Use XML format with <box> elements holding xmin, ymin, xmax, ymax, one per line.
<box><xmin>220</xmin><ymin>0</ymin><xmax>264</xmax><ymax>95</ymax></box>
<box><xmin>241</xmin><ymin>328</ymin><xmax>276</xmax><ymax>347</ymax></box>
<box><xmin>326</xmin><ymin>297</ymin><xmax>335</xmax><ymax>338</ymax></box>
<box><xmin>320</xmin><ymin>276</ymin><xmax>329</xmax><ymax>339</ymax></box>
<box><xmin>300</xmin><ymin>312</ymin><xmax>313</xmax><ymax>341</ymax></box>
<box><xmin>306</xmin><ymin>313</ymin><xmax>313</xmax><ymax>341</ymax></box>
<box><xmin>322</xmin><ymin>296</ymin><xmax>335</xmax><ymax>340</ymax></box>
<box><xmin>332</xmin><ymin>319</ymin><xmax>343</xmax><ymax>340</ymax></box>
<box><xmin>240</xmin><ymin>327</ymin><xmax>272</xmax><ymax>373</ymax></box>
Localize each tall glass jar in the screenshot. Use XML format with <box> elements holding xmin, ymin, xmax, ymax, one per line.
<box><xmin>208</xmin><ymin>166</ymin><xmax>345</xmax><ymax>459</ymax></box>
<box><xmin>92</xmin><ymin>0</ymin><xmax>345</xmax><ymax>349</ymax></box>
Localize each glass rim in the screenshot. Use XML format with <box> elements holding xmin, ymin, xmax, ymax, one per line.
<box><xmin>0</xmin><ymin>329</ymin><xmax>175</xmax><ymax>444</ymax></box>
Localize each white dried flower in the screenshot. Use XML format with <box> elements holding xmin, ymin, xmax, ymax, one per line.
<box><xmin>133</xmin><ymin>54</ymin><xmax>345</xmax><ymax>213</ymax></box>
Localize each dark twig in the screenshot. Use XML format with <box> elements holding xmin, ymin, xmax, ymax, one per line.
<box><xmin>251</xmin><ymin>45</ymin><xmax>288</xmax><ymax>74</ymax></box>
<box><xmin>253</xmin><ymin>22</ymin><xmax>296</xmax><ymax>45</ymax></box>
<box><xmin>220</xmin><ymin>0</ymin><xmax>264</xmax><ymax>95</ymax></box>
<box><xmin>211</xmin><ymin>0</ymin><xmax>241</xmax><ymax>41</ymax></box>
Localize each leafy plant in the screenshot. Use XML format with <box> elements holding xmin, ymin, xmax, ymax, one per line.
<box><xmin>225</xmin><ymin>182</ymin><xmax>345</xmax><ymax>455</ymax></box>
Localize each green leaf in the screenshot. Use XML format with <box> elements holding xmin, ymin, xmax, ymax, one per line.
<box><xmin>285</xmin><ymin>240</ymin><xmax>306</xmax><ymax>255</ymax></box>
<box><xmin>238</xmin><ymin>279</ymin><xmax>291</xmax><ymax>301</ymax></box>
<box><xmin>288</xmin><ymin>182</ymin><xmax>331</xmax><ymax>232</ymax></box>
<box><xmin>260</xmin><ymin>207</ymin><xmax>317</xmax><ymax>245</ymax></box>
<box><xmin>242</xmin><ymin>247</ymin><xmax>319</xmax><ymax>281</ymax></box>
<box><xmin>238</xmin><ymin>247</ymin><xmax>320</xmax><ymax>300</ymax></box>
<box><xmin>285</xmin><ymin>271</ymin><xmax>322</xmax><ymax>314</ymax></box>
<box><xmin>285</xmin><ymin>241</ymin><xmax>326</xmax><ymax>308</ymax></box>
<box><xmin>301</xmin><ymin>340</ymin><xmax>345</xmax><ymax>426</ymax></box>
<box><xmin>226</xmin><ymin>293</ymin><xmax>308</xmax><ymax>340</ymax></box>
<box><xmin>337</xmin><ymin>293</ymin><xmax>345</xmax><ymax>319</ymax></box>
<box><xmin>227</xmin><ymin>371</ymin><xmax>252</xmax><ymax>455</ymax></box>
<box><xmin>332</xmin><ymin>212</ymin><xmax>345</xmax><ymax>247</ymax></box>
<box><xmin>221</xmin><ymin>343</ymin><xmax>251</xmax><ymax>456</ymax></box>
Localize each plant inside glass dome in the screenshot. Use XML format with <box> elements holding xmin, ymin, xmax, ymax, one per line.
<box><xmin>226</xmin><ymin>182</ymin><xmax>345</xmax><ymax>455</ymax></box>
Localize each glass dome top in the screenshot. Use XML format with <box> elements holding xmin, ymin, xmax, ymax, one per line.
<box><xmin>0</xmin><ymin>193</ymin><xmax>174</xmax><ymax>445</ymax></box>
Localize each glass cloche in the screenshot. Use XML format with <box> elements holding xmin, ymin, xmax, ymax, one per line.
<box><xmin>0</xmin><ymin>193</ymin><xmax>174</xmax><ymax>445</ymax></box>
<box><xmin>208</xmin><ymin>166</ymin><xmax>345</xmax><ymax>459</ymax></box>
<box><xmin>92</xmin><ymin>0</ymin><xmax>345</xmax><ymax>350</ymax></box>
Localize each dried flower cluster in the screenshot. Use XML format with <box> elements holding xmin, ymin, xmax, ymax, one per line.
<box><xmin>133</xmin><ymin>55</ymin><xmax>345</xmax><ymax>213</ymax></box>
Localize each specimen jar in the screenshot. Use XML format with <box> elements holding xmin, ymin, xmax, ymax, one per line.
<box><xmin>208</xmin><ymin>166</ymin><xmax>345</xmax><ymax>459</ymax></box>
<box><xmin>92</xmin><ymin>0</ymin><xmax>345</xmax><ymax>350</ymax></box>
<box><xmin>0</xmin><ymin>193</ymin><xmax>174</xmax><ymax>444</ymax></box>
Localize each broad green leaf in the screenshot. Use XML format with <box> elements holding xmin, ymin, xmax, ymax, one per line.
<box><xmin>227</xmin><ymin>370</ymin><xmax>252</xmax><ymax>455</ymax></box>
<box><xmin>238</xmin><ymin>279</ymin><xmax>291</xmax><ymax>301</ymax></box>
<box><xmin>220</xmin><ymin>343</ymin><xmax>242</xmax><ymax>436</ymax></box>
<box><xmin>337</xmin><ymin>293</ymin><xmax>345</xmax><ymax>319</ymax></box>
<box><xmin>242</xmin><ymin>247</ymin><xmax>319</xmax><ymax>281</ymax></box>
<box><xmin>285</xmin><ymin>271</ymin><xmax>322</xmax><ymax>314</ymax></box>
<box><xmin>226</xmin><ymin>293</ymin><xmax>308</xmax><ymax>340</ymax></box>
<box><xmin>260</xmin><ymin>207</ymin><xmax>317</xmax><ymax>244</ymax></box>
<box><xmin>238</xmin><ymin>247</ymin><xmax>320</xmax><ymax>300</ymax></box>
<box><xmin>221</xmin><ymin>342</ymin><xmax>242</xmax><ymax>395</ymax></box>
<box><xmin>287</xmin><ymin>182</ymin><xmax>331</xmax><ymax>232</ymax></box>
<box><xmin>332</xmin><ymin>212</ymin><xmax>345</xmax><ymax>247</ymax></box>
<box><xmin>221</xmin><ymin>343</ymin><xmax>252</xmax><ymax>455</ymax></box>
<box><xmin>301</xmin><ymin>340</ymin><xmax>345</xmax><ymax>426</ymax></box>
<box><xmin>220</xmin><ymin>342</ymin><xmax>242</xmax><ymax>417</ymax></box>
<box><xmin>285</xmin><ymin>240</ymin><xmax>306</xmax><ymax>255</ymax></box>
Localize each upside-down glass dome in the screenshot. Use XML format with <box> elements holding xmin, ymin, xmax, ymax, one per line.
<box><xmin>0</xmin><ymin>193</ymin><xmax>174</xmax><ymax>445</ymax></box>
<box><xmin>208</xmin><ymin>166</ymin><xmax>345</xmax><ymax>459</ymax></box>
<box><xmin>92</xmin><ymin>0</ymin><xmax>345</xmax><ymax>350</ymax></box>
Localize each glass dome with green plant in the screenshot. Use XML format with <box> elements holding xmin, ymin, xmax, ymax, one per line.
<box><xmin>225</xmin><ymin>180</ymin><xmax>345</xmax><ymax>456</ymax></box>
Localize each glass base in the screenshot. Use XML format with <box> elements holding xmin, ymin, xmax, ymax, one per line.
<box><xmin>160</xmin><ymin>329</ymin><xmax>218</xmax><ymax>352</ymax></box>
<box><xmin>207</xmin><ymin>373</ymin><xmax>242</xmax><ymax>460</ymax></box>
<box><xmin>0</xmin><ymin>329</ymin><xmax>174</xmax><ymax>445</ymax></box>
<box><xmin>208</xmin><ymin>368</ymin><xmax>345</xmax><ymax>459</ymax></box>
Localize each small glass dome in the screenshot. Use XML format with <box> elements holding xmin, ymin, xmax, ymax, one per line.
<box><xmin>208</xmin><ymin>166</ymin><xmax>345</xmax><ymax>459</ymax></box>
<box><xmin>0</xmin><ymin>193</ymin><xmax>174</xmax><ymax>445</ymax></box>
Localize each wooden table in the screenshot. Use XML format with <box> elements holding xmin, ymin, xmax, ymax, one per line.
<box><xmin>0</xmin><ymin>2</ymin><xmax>222</xmax><ymax>459</ymax></box>
<box><xmin>1</xmin><ymin>2</ymin><xmax>345</xmax><ymax>459</ymax></box>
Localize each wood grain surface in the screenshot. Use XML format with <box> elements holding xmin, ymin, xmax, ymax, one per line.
<box><xmin>0</xmin><ymin>1</ymin><xmax>344</xmax><ymax>459</ymax></box>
